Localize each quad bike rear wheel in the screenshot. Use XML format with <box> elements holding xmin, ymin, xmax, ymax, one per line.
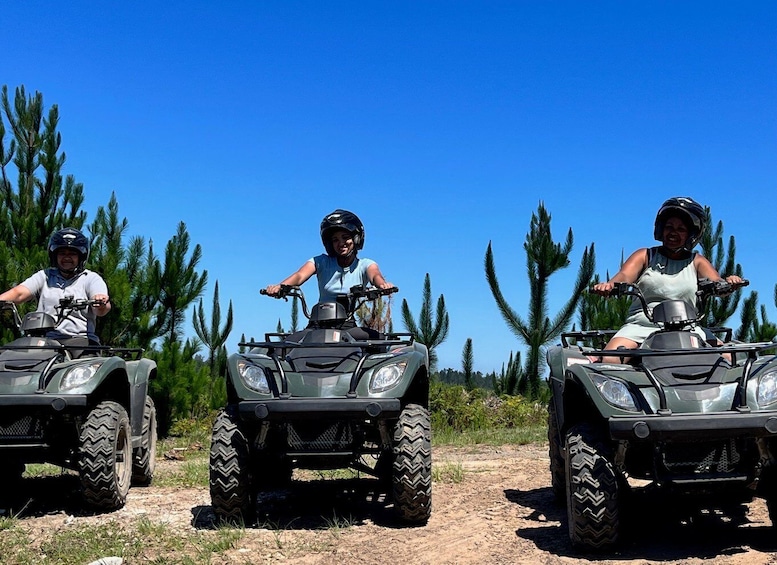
<box><xmin>210</xmin><ymin>410</ymin><xmax>255</xmax><ymax>525</ymax></box>
<box><xmin>132</xmin><ymin>395</ymin><xmax>157</xmax><ymax>486</ymax></box>
<box><xmin>79</xmin><ymin>401</ymin><xmax>132</xmax><ymax>510</ymax></box>
<box><xmin>565</xmin><ymin>422</ymin><xmax>621</xmax><ymax>550</ymax></box>
<box><xmin>392</xmin><ymin>403</ymin><xmax>432</xmax><ymax>524</ymax></box>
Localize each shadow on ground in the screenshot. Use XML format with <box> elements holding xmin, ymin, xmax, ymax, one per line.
<box><xmin>194</xmin><ymin>477</ymin><xmax>416</xmax><ymax>531</ymax></box>
<box><xmin>507</xmin><ymin>484</ymin><xmax>777</xmax><ymax>560</ymax></box>
<box><xmin>0</xmin><ymin>473</ymin><xmax>103</xmax><ymax>519</ymax></box>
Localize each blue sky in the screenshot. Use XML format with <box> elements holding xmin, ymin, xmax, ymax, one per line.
<box><xmin>3</xmin><ymin>2</ymin><xmax>776</xmax><ymax>374</ymax></box>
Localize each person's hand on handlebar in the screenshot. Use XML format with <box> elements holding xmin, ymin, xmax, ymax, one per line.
<box><xmin>264</xmin><ymin>284</ymin><xmax>283</xmax><ymax>297</ymax></box>
<box><xmin>91</xmin><ymin>293</ymin><xmax>111</xmax><ymax>317</ymax></box>
<box><xmin>723</xmin><ymin>275</ymin><xmax>745</xmax><ymax>286</ymax></box>
<box><xmin>590</xmin><ymin>281</ymin><xmax>616</xmax><ymax>296</ymax></box>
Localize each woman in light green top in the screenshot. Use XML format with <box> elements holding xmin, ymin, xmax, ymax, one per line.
<box><xmin>590</xmin><ymin>197</ymin><xmax>743</xmax><ymax>363</ymax></box>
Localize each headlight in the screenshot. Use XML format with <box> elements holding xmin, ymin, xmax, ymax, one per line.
<box><xmin>592</xmin><ymin>374</ymin><xmax>639</xmax><ymax>411</ymax></box>
<box><xmin>758</xmin><ymin>371</ymin><xmax>777</xmax><ymax>407</ymax></box>
<box><xmin>369</xmin><ymin>362</ymin><xmax>407</xmax><ymax>393</ymax></box>
<box><xmin>238</xmin><ymin>360</ymin><xmax>270</xmax><ymax>394</ymax></box>
<box><xmin>61</xmin><ymin>362</ymin><xmax>102</xmax><ymax>391</ymax></box>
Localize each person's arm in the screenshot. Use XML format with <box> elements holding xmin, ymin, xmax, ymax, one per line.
<box><xmin>265</xmin><ymin>261</ymin><xmax>317</xmax><ymax>296</ymax></box>
<box><xmin>590</xmin><ymin>248</ymin><xmax>648</xmax><ymax>295</ymax></box>
<box><xmin>0</xmin><ymin>284</ymin><xmax>33</xmax><ymax>304</ymax></box>
<box><xmin>366</xmin><ymin>263</ymin><xmax>393</xmax><ymax>290</ymax></box>
<box><xmin>694</xmin><ymin>255</ymin><xmax>744</xmax><ymax>285</ymax></box>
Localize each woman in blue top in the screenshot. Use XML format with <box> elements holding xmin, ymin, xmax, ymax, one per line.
<box><xmin>265</xmin><ymin>209</ymin><xmax>393</xmax><ymax>301</ymax></box>
<box><xmin>590</xmin><ymin>197</ymin><xmax>743</xmax><ymax>363</ymax></box>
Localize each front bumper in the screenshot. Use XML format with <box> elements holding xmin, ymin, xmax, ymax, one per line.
<box><xmin>610</xmin><ymin>411</ymin><xmax>777</xmax><ymax>441</ymax></box>
<box><xmin>0</xmin><ymin>394</ymin><xmax>88</xmax><ymax>410</ymax></box>
<box><xmin>237</xmin><ymin>398</ymin><xmax>402</xmax><ymax>422</ymax></box>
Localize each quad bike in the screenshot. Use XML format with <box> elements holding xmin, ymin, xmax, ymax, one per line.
<box><xmin>209</xmin><ymin>284</ymin><xmax>431</xmax><ymax>525</ymax></box>
<box><xmin>546</xmin><ymin>279</ymin><xmax>777</xmax><ymax>550</ymax></box>
<box><xmin>0</xmin><ymin>297</ymin><xmax>157</xmax><ymax>510</ymax></box>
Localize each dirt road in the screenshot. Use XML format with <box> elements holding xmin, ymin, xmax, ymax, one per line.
<box><xmin>7</xmin><ymin>443</ymin><xmax>777</xmax><ymax>564</ymax></box>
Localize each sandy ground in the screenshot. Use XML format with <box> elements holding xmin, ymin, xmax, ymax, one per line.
<box><xmin>4</xmin><ymin>443</ymin><xmax>777</xmax><ymax>564</ymax></box>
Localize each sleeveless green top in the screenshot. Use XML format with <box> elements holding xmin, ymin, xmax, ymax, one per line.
<box><xmin>614</xmin><ymin>247</ymin><xmax>704</xmax><ymax>343</ymax></box>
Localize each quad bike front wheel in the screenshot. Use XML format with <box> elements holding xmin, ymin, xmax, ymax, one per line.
<box><xmin>79</xmin><ymin>401</ymin><xmax>132</xmax><ymax>510</ymax></box>
<box><xmin>210</xmin><ymin>410</ymin><xmax>255</xmax><ymax>525</ymax></box>
<box><xmin>132</xmin><ymin>395</ymin><xmax>158</xmax><ymax>486</ymax></box>
<box><xmin>565</xmin><ymin>422</ymin><xmax>621</xmax><ymax>550</ymax></box>
<box><xmin>547</xmin><ymin>399</ymin><xmax>565</xmax><ymax>502</ymax></box>
<box><xmin>392</xmin><ymin>403</ymin><xmax>432</xmax><ymax>524</ymax></box>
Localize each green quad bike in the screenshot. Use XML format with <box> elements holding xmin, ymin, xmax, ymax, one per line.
<box><xmin>0</xmin><ymin>297</ymin><xmax>158</xmax><ymax>510</ymax></box>
<box><xmin>209</xmin><ymin>284</ymin><xmax>431</xmax><ymax>525</ymax></box>
<box><xmin>547</xmin><ymin>279</ymin><xmax>777</xmax><ymax>550</ymax></box>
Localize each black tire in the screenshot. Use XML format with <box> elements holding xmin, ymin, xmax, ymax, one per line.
<box><xmin>392</xmin><ymin>403</ymin><xmax>432</xmax><ymax>524</ymax></box>
<box><xmin>565</xmin><ymin>422</ymin><xmax>621</xmax><ymax>550</ymax></box>
<box><xmin>547</xmin><ymin>399</ymin><xmax>565</xmax><ymax>502</ymax></box>
<box><xmin>760</xmin><ymin>468</ymin><xmax>777</xmax><ymax>530</ymax></box>
<box><xmin>254</xmin><ymin>452</ymin><xmax>293</xmax><ymax>491</ymax></box>
<box><xmin>209</xmin><ymin>410</ymin><xmax>255</xmax><ymax>525</ymax></box>
<box><xmin>0</xmin><ymin>460</ymin><xmax>25</xmax><ymax>485</ymax></box>
<box><xmin>132</xmin><ymin>395</ymin><xmax>158</xmax><ymax>486</ymax></box>
<box><xmin>79</xmin><ymin>401</ymin><xmax>132</xmax><ymax>510</ymax></box>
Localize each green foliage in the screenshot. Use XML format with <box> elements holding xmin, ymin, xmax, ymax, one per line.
<box><xmin>698</xmin><ymin>206</ymin><xmax>743</xmax><ymax>327</ymax></box>
<box><xmin>151</xmin><ymin>221</ymin><xmax>208</xmax><ymax>343</ymax></box>
<box><xmin>429</xmin><ymin>381</ymin><xmax>546</xmax><ymax>434</ymax></box>
<box><xmin>401</xmin><ymin>273</ymin><xmax>449</xmax><ymax>371</ymax></box>
<box><xmin>491</xmin><ymin>350</ymin><xmax>523</xmax><ymax>395</ymax></box>
<box><xmin>577</xmin><ymin>268</ymin><xmax>632</xmax><ymax>332</ymax></box>
<box><xmin>192</xmin><ymin>279</ymin><xmax>234</xmax><ymax>406</ymax></box>
<box><xmin>149</xmin><ymin>339</ymin><xmax>211</xmax><ymax>436</ymax></box>
<box><xmin>356</xmin><ymin>294</ymin><xmax>394</xmax><ymax>332</ymax></box>
<box><xmin>461</xmin><ymin>338</ymin><xmax>473</xmax><ymax>390</ymax></box>
<box><xmin>738</xmin><ymin>290</ymin><xmax>777</xmax><ymax>344</ymax></box>
<box><xmin>486</xmin><ymin>202</ymin><xmax>595</xmax><ymax>398</ymax></box>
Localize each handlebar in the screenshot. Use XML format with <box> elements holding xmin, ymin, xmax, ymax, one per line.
<box><xmin>588</xmin><ymin>278</ymin><xmax>749</xmax><ymax>326</ymax></box>
<box><xmin>260</xmin><ymin>284</ymin><xmax>399</xmax><ymax>321</ymax></box>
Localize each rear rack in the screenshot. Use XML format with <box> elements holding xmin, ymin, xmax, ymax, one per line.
<box><xmin>239</xmin><ymin>334</ymin><xmax>415</xmax><ymax>399</ymax></box>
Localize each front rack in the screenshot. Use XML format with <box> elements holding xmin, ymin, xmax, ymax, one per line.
<box><xmin>239</xmin><ymin>333</ymin><xmax>415</xmax><ymax>399</ymax></box>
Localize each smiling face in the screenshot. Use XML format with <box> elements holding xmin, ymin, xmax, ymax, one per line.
<box><xmin>330</xmin><ymin>229</ymin><xmax>355</xmax><ymax>263</ymax></box>
<box><xmin>661</xmin><ymin>215</ymin><xmax>690</xmax><ymax>251</ymax></box>
<box><xmin>56</xmin><ymin>248</ymin><xmax>81</xmax><ymax>277</ymax></box>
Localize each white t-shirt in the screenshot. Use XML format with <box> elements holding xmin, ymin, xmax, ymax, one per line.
<box><xmin>21</xmin><ymin>268</ymin><xmax>108</xmax><ymax>342</ymax></box>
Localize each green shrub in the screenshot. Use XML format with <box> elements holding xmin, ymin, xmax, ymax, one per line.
<box><xmin>430</xmin><ymin>381</ymin><xmax>547</xmax><ymax>434</ymax></box>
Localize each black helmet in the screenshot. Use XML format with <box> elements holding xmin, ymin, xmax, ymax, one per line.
<box><xmin>653</xmin><ymin>197</ymin><xmax>706</xmax><ymax>250</ymax></box>
<box><xmin>48</xmin><ymin>227</ymin><xmax>89</xmax><ymax>273</ymax></box>
<box><xmin>320</xmin><ymin>209</ymin><xmax>365</xmax><ymax>256</ymax></box>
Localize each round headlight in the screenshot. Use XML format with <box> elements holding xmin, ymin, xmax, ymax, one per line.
<box><xmin>592</xmin><ymin>374</ymin><xmax>639</xmax><ymax>411</ymax></box>
<box><xmin>758</xmin><ymin>371</ymin><xmax>777</xmax><ymax>407</ymax></box>
<box><xmin>61</xmin><ymin>362</ymin><xmax>102</xmax><ymax>391</ymax></box>
<box><xmin>238</xmin><ymin>360</ymin><xmax>270</xmax><ymax>394</ymax></box>
<box><xmin>369</xmin><ymin>362</ymin><xmax>407</xmax><ymax>393</ymax></box>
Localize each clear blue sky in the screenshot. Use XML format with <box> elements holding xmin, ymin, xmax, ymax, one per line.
<box><xmin>4</xmin><ymin>2</ymin><xmax>776</xmax><ymax>375</ymax></box>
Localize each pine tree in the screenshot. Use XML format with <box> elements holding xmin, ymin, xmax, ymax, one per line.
<box><xmin>461</xmin><ymin>338</ymin><xmax>473</xmax><ymax>390</ymax></box>
<box><xmin>698</xmin><ymin>206</ymin><xmax>743</xmax><ymax>327</ymax></box>
<box><xmin>192</xmin><ymin>280</ymin><xmax>234</xmax><ymax>407</ymax></box>
<box><xmin>485</xmin><ymin>202</ymin><xmax>595</xmax><ymax>398</ymax></box>
<box><xmin>151</xmin><ymin>222</ymin><xmax>208</xmax><ymax>343</ymax></box>
<box><xmin>401</xmin><ymin>273</ymin><xmax>449</xmax><ymax>372</ymax></box>
<box><xmin>0</xmin><ymin>85</ymin><xmax>86</xmax><ymax>295</ymax></box>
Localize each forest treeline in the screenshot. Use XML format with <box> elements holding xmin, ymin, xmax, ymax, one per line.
<box><xmin>3</xmin><ymin>85</ymin><xmax>776</xmax><ymax>433</ymax></box>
